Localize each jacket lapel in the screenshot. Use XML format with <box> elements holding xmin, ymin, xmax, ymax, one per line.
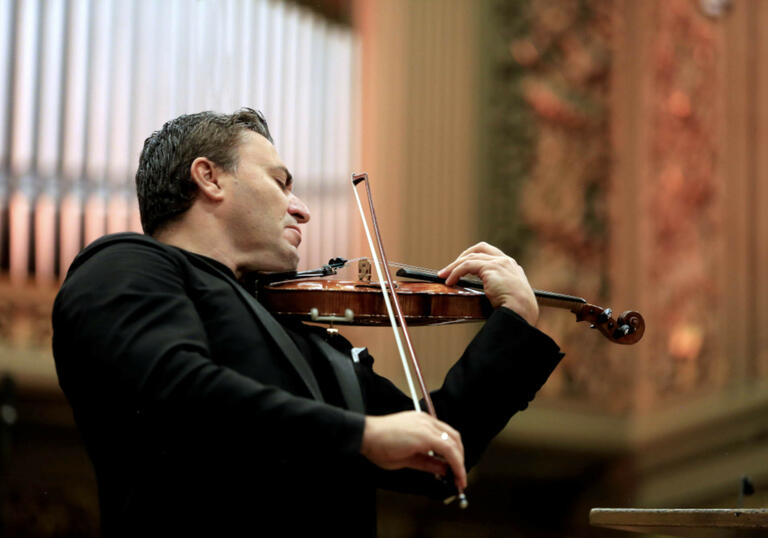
<box><xmin>197</xmin><ymin>257</ymin><xmax>365</xmax><ymax>413</ymax></box>
<box><xmin>196</xmin><ymin>261</ymin><xmax>325</xmax><ymax>402</ymax></box>
<box><xmin>306</xmin><ymin>332</ymin><xmax>365</xmax><ymax>414</ymax></box>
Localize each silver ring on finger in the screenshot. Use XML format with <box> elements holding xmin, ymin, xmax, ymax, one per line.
<box><xmin>440</xmin><ymin>431</ymin><xmax>449</xmax><ymax>441</ymax></box>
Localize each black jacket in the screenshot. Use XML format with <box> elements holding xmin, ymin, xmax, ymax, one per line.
<box><xmin>52</xmin><ymin>233</ymin><xmax>563</xmax><ymax>537</ymax></box>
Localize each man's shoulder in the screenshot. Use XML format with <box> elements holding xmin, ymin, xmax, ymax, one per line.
<box><xmin>64</xmin><ymin>232</ymin><xmax>183</xmax><ymax>277</ymax></box>
<box><xmin>60</xmin><ymin>233</ymin><xmax>238</xmax><ymax>295</ymax></box>
<box><xmin>76</xmin><ymin>231</ymin><xmax>173</xmax><ymax>259</ymax></box>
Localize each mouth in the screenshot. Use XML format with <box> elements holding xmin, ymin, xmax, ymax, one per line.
<box><xmin>284</xmin><ymin>225</ymin><xmax>302</xmax><ymax>247</ymax></box>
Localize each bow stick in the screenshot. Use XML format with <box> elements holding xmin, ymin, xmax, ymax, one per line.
<box><xmin>351</xmin><ymin>172</ymin><xmax>468</xmax><ymax>509</ymax></box>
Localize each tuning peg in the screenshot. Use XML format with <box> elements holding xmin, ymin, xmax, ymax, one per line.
<box><xmin>613</xmin><ymin>324</ymin><xmax>633</xmax><ymax>339</ymax></box>
<box><xmin>597</xmin><ymin>308</ymin><xmax>612</xmax><ymax>324</ymax></box>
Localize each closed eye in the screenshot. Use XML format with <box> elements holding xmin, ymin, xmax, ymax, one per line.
<box><xmin>274</xmin><ymin>177</ymin><xmax>291</xmax><ymax>192</ymax></box>
<box><xmin>269</xmin><ymin>165</ymin><xmax>293</xmax><ymax>191</ymax></box>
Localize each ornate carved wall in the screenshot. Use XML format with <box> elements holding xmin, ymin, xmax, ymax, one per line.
<box><xmin>640</xmin><ymin>0</ymin><xmax>722</xmax><ymax>403</ymax></box>
<box><xmin>480</xmin><ymin>0</ymin><xmax>765</xmax><ymax>420</ymax></box>
<box><xmin>481</xmin><ymin>0</ymin><xmax>631</xmax><ymax>411</ymax></box>
<box><xmin>485</xmin><ymin>0</ymin><xmax>768</xmax><ymax>513</ymax></box>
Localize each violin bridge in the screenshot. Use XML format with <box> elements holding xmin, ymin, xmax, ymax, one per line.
<box><xmin>358</xmin><ymin>258</ymin><xmax>372</xmax><ymax>282</ymax></box>
<box><xmin>356</xmin><ymin>258</ymin><xmax>397</xmax><ymax>289</ymax></box>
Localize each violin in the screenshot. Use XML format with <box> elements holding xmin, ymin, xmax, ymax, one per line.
<box><xmin>258</xmin><ymin>257</ymin><xmax>645</xmax><ymax>345</ymax></box>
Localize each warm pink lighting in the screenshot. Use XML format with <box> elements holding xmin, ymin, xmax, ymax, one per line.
<box><xmin>84</xmin><ymin>194</ymin><xmax>106</xmax><ymax>245</ymax></box>
<box><xmin>106</xmin><ymin>194</ymin><xmax>128</xmax><ymax>234</ymax></box>
<box><xmin>9</xmin><ymin>191</ymin><xmax>30</xmax><ymax>285</ymax></box>
<box><xmin>34</xmin><ymin>193</ymin><xmax>56</xmax><ymax>284</ymax></box>
<box><xmin>59</xmin><ymin>193</ymin><xmax>82</xmax><ymax>278</ymax></box>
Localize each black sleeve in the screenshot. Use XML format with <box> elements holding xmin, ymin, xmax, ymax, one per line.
<box><xmin>432</xmin><ymin>307</ymin><xmax>562</xmax><ymax>465</ymax></box>
<box><xmin>52</xmin><ymin>241</ymin><xmax>365</xmax><ymax>462</ymax></box>
<box><xmin>353</xmin><ymin>307</ymin><xmax>563</xmax><ymax>496</ymax></box>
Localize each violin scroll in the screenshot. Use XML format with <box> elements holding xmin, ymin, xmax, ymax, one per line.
<box><xmin>573</xmin><ymin>304</ymin><xmax>645</xmax><ymax>345</ymax></box>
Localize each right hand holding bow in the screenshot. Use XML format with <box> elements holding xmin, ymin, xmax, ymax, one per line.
<box><xmin>360</xmin><ymin>411</ymin><xmax>467</xmax><ymax>492</ymax></box>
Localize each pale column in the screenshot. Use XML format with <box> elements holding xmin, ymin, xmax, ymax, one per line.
<box><xmin>351</xmin><ymin>0</ymin><xmax>480</xmax><ymax>389</ymax></box>
<box><xmin>59</xmin><ymin>0</ymin><xmax>90</xmax><ymax>277</ymax></box>
<box><xmin>34</xmin><ymin>194</ymin><xmax>56</xmax><ymax>285</ymax></box>
<box><xmin>8</xmin><ymin>0</ymin><xmax>39</xmax><ymax>284</ymax></box>
<box><xmin>348</xmin><ymin>0</ymin><xmax>410</xmax><ymax>383</ymax></box>
<box><xmin>8</xmin><ymin>192</ymin><xmax>30</xmax><ymax>284</ymax></box>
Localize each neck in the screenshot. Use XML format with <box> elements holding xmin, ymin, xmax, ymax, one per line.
<box><xmin>154</xmin><ymin>214</ymin><xmax>241</xmax><ymax>278</ymax></box>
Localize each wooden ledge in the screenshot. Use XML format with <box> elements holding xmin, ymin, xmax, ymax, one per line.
<box><xmin>590</xmin><ymin>508</ymin><xmax>768</xmax><ymax>537</ymax></box>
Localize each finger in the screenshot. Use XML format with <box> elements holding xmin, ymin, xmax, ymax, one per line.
<box><xmin>438</xmin><ymin>252</ymin><xmax>500</xmax><ymax>281</ymax></box>
<box><xmin>434</xmin><ymin>422</ymin><xmax>464</xmax><ymax>460</ymax></box>
<box><xmin>410</xmin><ymin>412</ymin><xmax>459</xmax><ymax>454</ymax></box>
<box><xmin>401</xmin><ymin>453</ymin><xmax>449</xmax><ymax>476</ymax></box>
<box><xmin>412</xmin><ymin>418</ymin><xmax>467</xmax><ymax>490</ymax></box>
<box><xmin>437</xmin><ymin>243</ymin><xmax>494</xmax><ymax>275</ymax></box>
<box><xmin>443</xmin><ymin>258</ymin><xmax>498</xmax><ymax>286</ymax></box>
<box><xmin>457</xmin><ymin>241</ymin><xmax>505</xmax><ymax>259</ymax></box>
<box><xmin>447</xmin><ymin>253</ymin><xmax>526</xmax><ymax>286</ymax></box>
<box><xmin>425</xmin><ymin>431</ymin><xmax>464</xmax><ymax>466</ymax></box>
<box><xmin>426</xmin><ymin>449</ymin><xmax>465</xmax><ymax>492</ymax></box>
<box><xmin>438</xmin><ymin>440</ymin><xmax>467</xmax><ymax>491</ymax></box>
<box><xmin>418</xmin><ymin>418</ymin><xmax>466</xmax><ymax>487</ymax></box>
<box><xmin>437</xmin><ymin>247</ymin><xmax>487</xmax><ymax>275</ymax></box>
<box><xmin>427</xmin><ymin>427</ymin><xmax>466</xmax><ymax>490</ymax></box>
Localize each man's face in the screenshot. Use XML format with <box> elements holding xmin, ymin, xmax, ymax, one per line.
<box><xmin>222</xmin><ymin>131</ymin><xmax>310</xmax><ymax>273</ymax></box>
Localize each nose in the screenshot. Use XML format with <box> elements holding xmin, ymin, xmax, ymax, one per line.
<box><xmin>288</xmin><ymin>193</ymin><xmax>310</xmax><ymax>224</ymax></box>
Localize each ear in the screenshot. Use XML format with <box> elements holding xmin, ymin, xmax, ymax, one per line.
<box><xmin>189</xmin><ymin>157</ymin><xmax>226</xmax><ymax>202</ymax></box>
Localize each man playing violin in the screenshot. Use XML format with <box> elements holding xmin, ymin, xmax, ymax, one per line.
<box><xmin>52</xmin><ymin>108</ymin><xmax>563</xmax><ymax>537</ymax></box>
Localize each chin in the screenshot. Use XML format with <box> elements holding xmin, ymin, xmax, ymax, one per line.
<box><xmin>275</xmin><ymin>251</ymin><xmax>300</xmax><ymax>273</ymax></box>
<box><xmin>245</xmin><ymin>253</ymin><xmax>299</xmax><ymax>275</ymax></box>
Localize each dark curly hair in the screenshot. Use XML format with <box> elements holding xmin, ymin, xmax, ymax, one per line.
<box><xmin>135</xmin><ymin>108</ymin><xmax>273</xmax><ymax>235</ymax></box>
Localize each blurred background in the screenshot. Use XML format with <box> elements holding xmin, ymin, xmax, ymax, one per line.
<box><xmin>1</xmin><ymin>0</ymin><xmax>767</xmax><ymax>536</ymax></box>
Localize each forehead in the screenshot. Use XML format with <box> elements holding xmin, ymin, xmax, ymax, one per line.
<box><xmin>236</xmin><ymin>130</ymin><xmax>284</xmax><ymax>168</ymax></box>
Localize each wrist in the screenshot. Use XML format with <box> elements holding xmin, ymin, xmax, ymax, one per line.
<box><xmin>360</xmin><ymin>415</ymin><xmax>377</xmax><ymax>457</ymax></box>
<box><xmin>500</xmin><ymin>301</ymin><xmax>538</xmax><ymax>326</ymax></box>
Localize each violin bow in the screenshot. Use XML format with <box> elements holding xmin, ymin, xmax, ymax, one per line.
<box><xmin>351</xmin><ymin>172</ymin><xmax>469</xmax><ymax>509</ymax></box>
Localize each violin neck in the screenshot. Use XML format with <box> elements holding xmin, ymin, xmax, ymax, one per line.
<box><xmin>534</xmin><ymin>291</ymin><xmax>586</xmax><ymax>310</ymax></box>
<box><xmin>395</xmin><ymin>267</ymin><xmax>587</xmax><ymax>309</ymax></box>
<box><xmin>395</xmin><ymin>267</ymin><xmax>483</xmax><ymax>288</ymax></box>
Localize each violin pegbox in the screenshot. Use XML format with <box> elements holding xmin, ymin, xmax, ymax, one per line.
<box><xmin>574</xmin><ymin>303</ymin><xmax>645</xmax><ymax>345</ymax></box>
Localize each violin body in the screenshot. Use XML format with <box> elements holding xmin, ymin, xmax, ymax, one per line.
<box><xmin>259</xmin><ymin>279</ymin><xmax>494</xmax><ymax>326</ymax></box>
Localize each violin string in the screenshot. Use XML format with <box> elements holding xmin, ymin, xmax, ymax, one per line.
<box><xmin>353</xmin><ymin>258</ymin><xmax>441</xmax><ymax>277</ymax></box>
<box><xmin>343</xmin><ymin>257</ymin><xmax>366</xmax><ymax>265</ymax></box>
<box><xmin>373</xmin><ymin>259</ymin><xmax>483</xmax><ymax>285</ymax></box>
<box><xmin>347</xmin><ymin>256</ymin><xmax>469</xmax><ymax>277</ymax></box>
<box><xmin>348</xmin><ymin>258</ymin><xmax>434</xmax><ymax>274</ymax></box>
<box><xmin>388</xmin><ymin>261</ymin><xmax>439</xmax><ymax>275</ymax></box>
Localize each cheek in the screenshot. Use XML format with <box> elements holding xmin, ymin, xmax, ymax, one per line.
<box><xmin>271</xmin><ymin>195</ymin><xmax>291</xmax><ymax>219</ymax></box>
